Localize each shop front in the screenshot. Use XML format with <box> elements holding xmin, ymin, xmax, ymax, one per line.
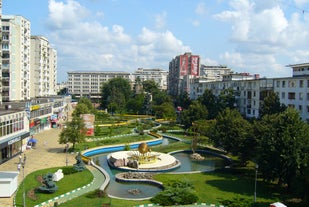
<box><xmin>0</xmin><ymin>131</ymin><xmax>30</xmax><ymax>164</ymax></box>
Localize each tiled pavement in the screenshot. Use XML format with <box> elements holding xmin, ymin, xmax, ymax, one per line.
<box><xmin>0</xmin><ymin>127</ymin><xmax>104</xmax><ymax>207</ymax></box>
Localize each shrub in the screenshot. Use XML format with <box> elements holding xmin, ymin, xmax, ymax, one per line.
<box><xmin>150</xmin><ymin>180</ymin><xmax>198</xmax><ymax>206</ymax></box>
<box><xmin>61</xmin><ymin>167</ymin><xmax>78</xmax><ymax>175</ymax></box>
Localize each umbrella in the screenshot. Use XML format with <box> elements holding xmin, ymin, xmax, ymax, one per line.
<box><xmin>28</xmin><ymin>138</ymin><xmax>38</xmax><ymax>143</ymax></box>
<box><xmin>270</xmin><ymin>202</ymin><xmax>287</xmax><ymax>207</ymax></box>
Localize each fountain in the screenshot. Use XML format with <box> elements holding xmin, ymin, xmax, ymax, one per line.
<box><xmin>107</xmin><ymin>142</ymin><xmax>180</xmax><ymax>172</ymax></box>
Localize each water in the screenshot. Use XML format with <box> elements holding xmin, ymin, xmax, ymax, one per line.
<box><xmin>92</xmin><ymin>149</ymin><xmax>229</xmax><ymax>199</ymax></box>
<box><xmin>171</xmin><ymin>151</ymin><xmax>228</xmax><ymax>173</ymax></box>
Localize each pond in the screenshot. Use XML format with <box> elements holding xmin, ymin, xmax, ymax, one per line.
<box><xmin>91</xmin><ymin>147</ymin><xmax>231</xmax><ymax>199</ymax></box>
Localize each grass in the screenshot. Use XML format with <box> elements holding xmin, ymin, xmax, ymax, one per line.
<box><xmin>15</xmin><ymin>166</ymin><xmax>93</xmax><ymax>207</ymax></box>
<box><xmin>58</xmin><ymin>168</ymin><xmax>284</xmax><ymax>207</ymax></box>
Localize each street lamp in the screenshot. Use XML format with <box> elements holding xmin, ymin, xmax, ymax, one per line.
<box><xmin>254</xmin><ymin>163</ymin><xmax>259</xmax><ymax>202</ymax></box>
<box><xmin>18</xmin><ymin>156</ymin><xmax>26</xmax><ymax>207</ymax></box>
<box><xmin>64</xmin><ymin>126</ymin><xmax>69</xmax><ymax>166</ymax></box>
<box><xmin>66</xmin><ymin>137</ymin><xmax>69</xmax><ymax>166</ymax></box>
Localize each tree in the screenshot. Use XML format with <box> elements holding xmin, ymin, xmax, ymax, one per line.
<box><xmin>181</xmin><ymin>101</ymin><xmax>208</xmax><ymax>129</ymax></box>
<box><xmin>175</xmin><ymin>91</ymin><xmax>191</xmax><ymax>110</ymax></box>
<box><xmin>78</xmin><ymin>97</ymin><xmax>95</xmax><ymax>113</ymax></box>
<box><xmin>217</xmin><ymin>88</ymin><xmax>236</xmax><ymax>111</ymax></box>
<box><xmin>59</xmin><ymin>116</ymin><xmax>87</xmax><ymax>150</ymax></box>
<box><xmin>72</xmin><ymin>103</ymin><xmax>91</xmax><ymax>118</ymax></box>
<box><xmin>152</xmin><ymin>102</ymin><xmax>176</xmax><ymax>120</ymax></box>
<box><xmin>259</xmin><ymin>91</ymin><xmax>286</xmax><ymax>117</ymax></box>
<box><xmin>198</xmin><ymin>89</ymin><xmax>218</xmax><ymax>119</ymax></box>
<box><xmin>212</xmin><ymin>108</ymin><xmax>254</xmax><ymax>165</ymax></box>
<box><xmin>142</xmin><ymin>80</ymin><xmax>159</xmax><ymax>94</ymax></box>
<box><xmin>126</xmin><ymin>94</ymin><xmax>144</xmax><ymax>114</ymax></box>
<box><xmin>101</xmin><ymin>77</ymin><xmax>132</xmax><ymax>113</ymax></box>
<box><xmin>254</xmin><ymin>107</ymin><xmax>309</xmax><ymax>191</ymax></box>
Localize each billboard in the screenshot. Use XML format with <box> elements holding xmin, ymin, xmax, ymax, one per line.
<box><xmin>190</xmin><ymin>55</ymin><xmax>199</xmax><ymax>76</ymax></box>
<box><xmin>81</xmin><ymin>114</ymin><xmax>95</xmax><ymax>136</ymax></box>
<box><xmin>180</xmin><ymin>55</ymin><xmax>188</xmax><ymax>76</ymax></box>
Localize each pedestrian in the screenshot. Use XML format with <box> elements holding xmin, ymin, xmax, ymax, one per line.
<box><xmin>23</xmin><ymin>154</ymin><xmax>26</xmax><ymax>164</ymax></box>
<box><xmin>17</xmin><ymin>163</ymin><xmax>21</xmax><ymax>172</ymax></box>
<box><xmin>19</xmin><ymin>154</ymin><xmax>22</xmax><ymax>163</ymax></box>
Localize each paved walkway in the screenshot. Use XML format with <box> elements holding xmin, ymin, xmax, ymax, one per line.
<box><xmin>0</xmin><ymin>126</ymin><xmax>103</xmax><ymax>207</ymax></box>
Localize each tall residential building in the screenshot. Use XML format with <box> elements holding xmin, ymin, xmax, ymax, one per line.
<box><xmin>199</xmin><ymin>65</ymin><xmax>232</xmax><ymax>82</ymax></box>
<box><xmin>1</xmin><ymin>15</ymin><xmax>31</xmax><ymax>101</ymax></box>
<box><xmin>132</xmin><ymin>68</ymin><xmax>168</xmax><ymax>90</ymax></box>
<box><xmin>67</xmin><ymin>71</ymin><xmax>131</xmax><ymax>101</ymax></box>
<box><xmin>168</xmin><ymin>52</ymin><xmax>200</xmax><ymax>97</ymax></box>
<box><xmin>30</xmin><ymin>36</ymin><xmax>57</xmax><ymax>97</ymax></box>
<box><xmin>0</xmin><ymin>0</ymin><xmax>2</xmax><ymax>104</ymax></box>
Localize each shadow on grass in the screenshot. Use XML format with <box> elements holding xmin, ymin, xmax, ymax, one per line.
<box><xmin>202</xmin><ymin>169</ymin><xmax>280</xmax><ymax>200</ymax></box>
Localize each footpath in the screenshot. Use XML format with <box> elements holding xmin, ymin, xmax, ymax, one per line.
<box><xmin>0</xmin><ymin>127</ymin><xmax>104</xmax><ymax>207</ymax></box>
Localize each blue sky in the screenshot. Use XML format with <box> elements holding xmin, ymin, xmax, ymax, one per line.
<box><xmin>3</xmin><ymin>0</ymin><xmax>309</xmax><ymax>83</ymax></box>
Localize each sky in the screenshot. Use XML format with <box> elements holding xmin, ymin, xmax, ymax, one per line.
<box><xmin>3</xmin><ymin>0</ymin><xmax>309</xmax><ymax>83</ymax></box>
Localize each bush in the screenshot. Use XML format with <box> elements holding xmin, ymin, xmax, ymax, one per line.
<box><xmin>150</xmin><ymin>180</ymin><xmax>198</xmax><ymax>206</ymax></box>
<box><xmin>61</xmin><ymin>167</ymin><xmax>78</xmax><ymax>175</ymax></box>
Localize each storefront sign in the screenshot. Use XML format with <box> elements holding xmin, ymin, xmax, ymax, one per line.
<box><xmin>30</xmin><ymin>105</ymin><xmax>40</xmax><ymax>111</ymax></box>
<box><xmin>8</xmin><ymin>137</ymin><xmax>21</xmax><ymax>145</ymax></box>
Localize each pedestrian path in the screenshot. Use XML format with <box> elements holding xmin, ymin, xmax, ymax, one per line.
<box><xmin>0</xmin><ymin>126</ymin><xmax>104</xmax><ymax>207</ymax></box>
<box><xmin>34</xmin><ymin>165</ymin><xmax>105</xmax><ymax>207</ymax></box>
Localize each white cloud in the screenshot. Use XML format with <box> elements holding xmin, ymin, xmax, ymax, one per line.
<box><xmin>155</xmin><ymin>11</ymin><xmax>167</xmax><ymax>29</ymax></box>
<box><xmin>195</xmin><ymin>2</ymin><xmax>207</xmax><ymax>16</ymax></box>
<box><xmin>46</xmin><ymin>0</ymin><xmax>190</xmax><ymax>79</ymax></box>
<box><xmin>47</xmin><ymin>0</ymin><xmax>88</xmax><ymax>29</ymax></box>
<box><xmin>213</xmin><ymin>0</ymin><xmax>309</xmax><ymax>77</ymax></box>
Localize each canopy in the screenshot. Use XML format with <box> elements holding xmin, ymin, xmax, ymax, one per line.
<box><xmin>28</xmin><ymin>138</ymin><xmax>38</xmax><ymax>143</ymax></box>
<box><xmin>270</xmin><ymin>202</ymin><xmax>287</xmax><ymax>207</ymax></box>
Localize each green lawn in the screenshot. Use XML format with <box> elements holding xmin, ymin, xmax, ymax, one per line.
<box><xmin>15</xmin><ymin>167</ymin><xmax>93</xmax><ymax>207</ymax></box>
<box><xmin>57</xmin><ymin>168</ymin><xmax>283</xmax><ymax>207</ymax></box>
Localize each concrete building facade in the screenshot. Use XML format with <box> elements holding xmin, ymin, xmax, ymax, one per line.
<box><xmin>30</xmin><ymin>36</ymin><xmax>57</xmax><ymax>98</ymax></box>
<box><xmin>67</xmin><ymin>71</ymin><xmax>131</xmax><ymax>101</ymax></box>
<box><xmin>132</xmin><ymin>68</ymin><xmax>168</xmax><ymax>90</ymax></box>
<box><xmin>168</xmin><ymin>52</ymin><xmax>200</xmax><ymax>97</ymax></box>
<box><xmin>1</xmin><ymin>15</ymin><xmax>31</xmax><ymax>101</ymax></box>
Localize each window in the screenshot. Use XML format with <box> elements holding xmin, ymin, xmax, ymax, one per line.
<box><xmin>307</xmin><ymin>93</ymin><xmax>309</xmax><ymax>101</ymax></box>
<box><xmin>282</xmin><ymin>92</ymin><xmax>285</xmax><ymax>99</ymax></box>
<box><xmin>276</xmin><ymin>81</ymin><xmax>280</xmax><ymax>87</ymax></box>
<box><xmin>288</xmin><ymin>80</ymin><xmax>295</xmax><ymax>87</ymax></box>
<box><xmin>300</xmin><ymin>80</ymin><xmax>304</xmax><ymax>88</ymax></box>
<box><xmin>288</xmin><ymin>92</ymin><xmax>295</xmax><ymax>100</ymax></box>
<box><xmin>299</xmin><ymin>93</ymin><xmax>303</xmax><ymax>100</ymax></box>
<box><xmin>299</xmin><ymin>105</ymin><xmax>302</xmax><ymax>111</ymax></box>
<box><xmin>282</xmin><ymin>81</ymin><xmax>286</xmax><ymax>87</ymax></box>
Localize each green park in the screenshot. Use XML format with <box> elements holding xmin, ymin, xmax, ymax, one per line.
<box><xmin>15</xmin><ymin>78</ymin><xmax>309</xmax><ymax>207</ymax></box>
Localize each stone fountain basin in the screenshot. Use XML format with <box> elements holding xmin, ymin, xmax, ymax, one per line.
<box><xmin>107</xmin><ymin>151</ymin><xmax>180</xmax><ymax>172</ymax></box>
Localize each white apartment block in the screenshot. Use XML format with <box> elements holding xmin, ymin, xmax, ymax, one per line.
<box><xmin>67</xmin><ymin>71</ymin><xmax>131</xmax><ymax>100</ymax></box>
<box><xmin>30</xmin><ymin>36</ymin><xmax>57</xmax><ymax>98</ymax></box>
<box><xmin>274</xmin><ymin>63</ymin><xmax>309</xmax><ymax>122</ymax></box>
<box><xmin>132</xmin><ymin>68</ymin><xmax>168</xmax><ymax>90</ymax></box>
<box><xmin>191</xmin><ymin>65</ymin><xmax>309</xmax><ymax>122</ymax></box>
<box><xmin>199</xmin><ymin>65</ymin><xmax>232</xmax><ymax>82</ymax></box>
<box><xmin>2</xmin><ymin>15</ymin><xmax>31</xmax><ymax>101</ymax></box>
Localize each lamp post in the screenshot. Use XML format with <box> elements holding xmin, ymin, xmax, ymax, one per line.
<box><xmin>254</xmin><ymin>163</ymin><xmax>259</xmax><ymax>202</ymax></box>
<box><xmin>66</xmin><ymin>137</ymin><xmax>69</xmax><ymax>166</ymax></box>
<box><xmin>18</xmin><ymin>156</ymin><xmax>26</xmax><ymax>207</ymax></box>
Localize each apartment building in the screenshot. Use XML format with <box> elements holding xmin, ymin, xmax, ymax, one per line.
<box><xmin>199</xmin><ymin>65</ymin><xmax>232</xmax><ymax>82</ymax></box>
<box><xmin>67</xmin><ymin>71</ymin><xmax>131</xmax><ymax>101</ymax></box>
<box><xmin>168</xmin><ymin>52</ymin><xmax>200</xmax><ymax>97</ymax></box>
<box><xmin>0</xmin><ymin>1</ymin><xmax>2</xmax><ymax>104</ymax></box>
<box><xmin>191</xmin><ymin>64</ymin><xmax>309</xmax><ymax>122</ymax></box>
<box><xmin>1</xmin><ymin>15</ymin><xmax>31</xmax><ymax>101</ymax></box>
<box><xmin>132</xmin><ymin>68</ymin><xmax>168</xmax><ymax>90</ymax></box>
<box><xmin>274</xmin><ymin>63</ymin><xmax>309</xmax><ymax>122</ymax></box>
<box><xmin>30</xmin><ymin>36</ymin><xmax>57</xmax><ymax>97</ymax></box>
